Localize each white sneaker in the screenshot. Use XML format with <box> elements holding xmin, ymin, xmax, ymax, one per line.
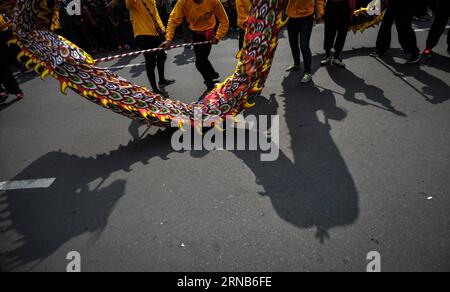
<box><xmin>300</xmin><ymin>73</ymin><xmax>312</xmax><ymax>83</ymax></box>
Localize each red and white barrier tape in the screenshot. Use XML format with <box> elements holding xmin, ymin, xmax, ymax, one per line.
<box><xmin>94</xmin><ymin>41</ymin><xmax>212</xmax><ymax>64</ymax></box>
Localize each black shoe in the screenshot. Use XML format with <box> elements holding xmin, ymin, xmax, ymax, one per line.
<box><xmin>406</xmin><ymin>52</ymin><xmax>421</xmax><ymax>65</ymax></box>
<box><xmin>285</xmin><ymin>64</ymin><xmax>301</xmax><ymax>72</ymax></box>
<box><xmin>0</xmin><ymin>92</ymin><xmax>7</xmax><ymax>103</ymax></box>
<box><xmin>211</xmin><ymin>72</ymin><xmax>220</xmax><ymax>80</ymax></box>
<box><xmin>198</xmin><ymin>90</ymin><xmax>209</xmax><ymax>103</ymax></box>
<box><xmin>205</xmin><ymin>80</ymin><xmax>218</xmax><ymax>91</ymax></box>
<box><xmin>154</xmin><ymin>90</ymin><xmax>169</xmax><ymax>98</ymax></box>
<box><xmin>158</xmin><ymin>79</ymin><xmax>175</xmax><ymax>87</ymax></box>
<box><xmin>370</xmin><ymin>51</ymin><xmax>388</xmax><ymax>57</ymax></box>
<box><xmin>332</xmin><ymin>57</ymin><xmax>346</xmax><ymax>68</ymax></box>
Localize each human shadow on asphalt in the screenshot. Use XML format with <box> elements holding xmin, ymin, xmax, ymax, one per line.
<box><xmin>376</xmin><ymin>49</ymin><xmax>450</xmax><ymax>104</ymax></box>
<box><xmin>129</xmin><ymin>62</ymin><xmax>147</xmax><ymax>78</ymax></box>
<box><xmin>111</xmin><ymin>54</ymin><xmax>139</xmax><ymax>69</ymax></box>
<box><xmin>325</xmin><ymin>65</ymin><xmax>407</xmax><ymax>117</ymax></box>
<box><xmin>0</xmin><ymin>128</ymin><xmax>176</xmax><ymax>271</ymax></box>
<box><xmin>173</xmin><ymin>46</ymin><xmax>196</xmax><ymax>66</ymax></box>
<box><xmin>191</xmin><ymin>82</ymin><xmax>359</xmax><ymax>242</ymax></box>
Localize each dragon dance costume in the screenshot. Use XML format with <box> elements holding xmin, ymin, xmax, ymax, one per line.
<box><xmin>6</xmin><ymin>0</ymin><xmax>384</xmax><ymax>129</ymax></box>
<box><xmin>0</xmin><ymin>14</ymin><xmax>22</xmax><ymax>100</ymax></box>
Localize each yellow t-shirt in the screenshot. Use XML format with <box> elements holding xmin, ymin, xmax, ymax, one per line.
<box><xmin>166</xmin><ymin>0</ymin><xmax>229</xmax><ymax>42</ymax></box>
<box><xmin>126</xmin><ymin>0</ymin><xmax>165</xmax><ymax>37</ymax></box>
<box><xmin>236</xmin><ymin>0</ymin><xmax>251</xmax><ymax>29</ymax></box>
<box><xmin>286</xmin><ymin>0</ymin><xmax>324</xmax><ymax>18</ymax></box>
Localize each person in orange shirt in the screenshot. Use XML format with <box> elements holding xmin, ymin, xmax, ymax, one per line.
<box><xmin>161</xmin><ymin>0</ymin><xmax>229</xmax><ymax>91</ymax></box>
<box><xmin>285</xmin><ymin>0</ymin><xmax>324</xmax><ymax>83</ymax></box>
<box><xmin>236</xmin><ymin>0</ymin><xmax>251</xmax><ymax>50</ymax></box>
<box><xmin>125</xmin><ymin>0</ymin><xmax>175</xmax><ymax>96</ymax></box>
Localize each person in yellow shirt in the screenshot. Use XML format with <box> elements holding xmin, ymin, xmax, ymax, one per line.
<box><xmin>125</xmin><ymin>0</ymin><xmax>175</xmax><ymax>96</ymax></box>
<box><xmin>161</xmin><ymin>0</ymin><xmax>229</xmax><ymax>91</ymax></box>
<box><xmin>0</xmin><ymin>14</ymin><xmax>24</xmax><ymax>103</ymax></box>
<box><xmin>285</xmin><ymin>0</ymin><xmax>324</xmax><ymax>83</ymax></box>
<box><xmin>236</xmin><ymin>0</ymin><xmax>251</xmax><ymax>50</ymax></box>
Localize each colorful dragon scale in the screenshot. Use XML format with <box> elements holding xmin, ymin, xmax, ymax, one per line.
<box><xmin>10</xmin><ymin>0</ymin><xmax>286</xmax><ymax>128</ymax></box>
<box><xmin>10</xmin><ymin>0</ymin><xmax>384</xmax><ymax>128</ymax></box>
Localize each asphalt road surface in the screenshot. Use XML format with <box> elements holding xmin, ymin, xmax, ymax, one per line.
<box><xmin>0</xmin><ymin>20</ymin><xmax>449</xmax><ymax>272</ymax></box>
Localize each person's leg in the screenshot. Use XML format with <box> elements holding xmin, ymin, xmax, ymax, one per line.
<box><xmin>0</xmin><ymin>84</ymin><xmax>7</xmax><ymax>102</ymax></box>
<box><xmin>287</xmin><ymin>17</ymin><xmax>301</xmax><ymax>68</ymax></box>
<box><xmin>425</xmin><ymin>1</ymin><xmax>450</xmax><ymax>50</ymax></box>
<box><xmin>239</xmin><ymin>28</ymin><xmax>245</xmax><ymax>50</ymax></box>
<box><xmin>203</xmin><ymin>45</ymin><xmax>218</xmax><ymax>80</ymax></box>
<box><xmin>192</xmin><ymin>32</ymin><xmax>218</xmax><ymax>79</ymax></box>
<box><xmin>192</xmin><ymin>32</ymin><xmax>215</xmax><ymax>90</ymax></box>
<box><xmin>135</xmin><ymin>36</ymin><xmax>159</xmax><ymax>92</ymax></box>
<box><xmin>0</xmin><ymin>64</ymin><xmax>22</xmax><ymax>96</ymax></box>
<box><xmin>323</xmin><ymin>1</ymin><xmax>337</xmax><ymax>57</ymax></box>
<box><xmin>426</xmin><ymin>14</ymin><xmax>449</xmax><ymax>50</ymax></box>
<box><xmin>375</xmin><ymin>4</ymin><xmax>395</xmax><ymax>54</ymax></box>
<box><xmin>299</xmin><ymin>15</ymin><xmax>314</xmax><ymax>74</ymax></box>
<box><xmin>415</xmin><ymin>0</ymin><xmax>429</xmax><ymax>18</ymax></box>
<box><xmin>144</xmin><ymin>52</ymin><xmax>159</xmax><ymax>91</ymax></box>
<box><xmin>447</xmin><ymin>28</ymin><xmax>450</xmax><ymax>53</ymax></box>
<box><xmin>333</xmin><ymin>2</ymin><xmax>350</xmax><ymax>60</ymax></box>
<box><xmin>394</xmin><ymin>1</ymin><xmax>419</xmax><ymax>56</ymax></box>
<box><xmin>156</xmin><ymin>51</ymin><xmax>167</xmax><ymax>80</ymax></box>
<box><xmin>152</xmin><ymin>36</ymin><xmax>174</xmax><ymax>87</ymax></box>
<box><xmin>0</xmin><ymin>33</ymin><xmax>22</xmax><ymax>97</ymax></box>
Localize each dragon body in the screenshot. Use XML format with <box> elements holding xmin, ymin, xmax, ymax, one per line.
<box><xmin>8</xmin><ymin>0</ymin><xmax>384</xmax><ymax>128</ymax></box>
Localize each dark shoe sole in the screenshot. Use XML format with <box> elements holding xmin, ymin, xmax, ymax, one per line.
<box><xmin>406</xmin><ymin>56</ymin><xmax>421</xmax><ymax>65</ymax></box>
<box><xmin>211</xmin><ymin>73</ymin><xmax>220</xmax><ymax>80</ymax></box>
<box><xmin>286</xmin><ymin>65</ymin><xmax>301</xmax><ymax>72</ymax></box>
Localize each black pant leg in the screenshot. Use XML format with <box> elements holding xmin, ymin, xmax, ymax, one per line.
<box><xmin>239</xmin><ymin>28</ymin><xmax>245</xmax><ymax>50</ymax></box>
<box><xmin>376</xmin><ymin>5</ymin><xmax>395</xmax><ymax>53</ymax></box>
<box><xmin>0</xmin><ymin>59</ymin><xmax>21</xmax><ymax>95</ymax></box>
<box><xmin>394</xmin><ymin>1</ymin><xmax>419</xmax><ymax>55</ymax></box>
<box><xmin>0</xmin><ymin>32</ymin><xmax>21</xmax><ymax>95</ymax></box>
<box><xmin>192</xmin><ymin>32</ymin><xmax>215</xmax><ymax>88</ymax></box>
<box><xmin>426</xmin><ymin>1</ymin><xmax>450</xmax><ymax>49</ymax></box>
<box><xmin>333</xmin><ymin>2</ymin><xmax>350</xmax><ymax>58</ymax></box>
<box><xmin>447</xmin><ymin>28</ymin><xmax>450</xmax><ymax>49</ymax></box>
<box><xmin>288</xmin><ymin>17</ymin><xmax>301</xmax><ymax>66</ymax></box>
<box><xmin>324</xmin><ymin>2</ymin><xmax>337</xmax><ymax>55</ymax></box>
<box><xmin>135</xmin><ymin>35</ymin><xmax>164</xmax><ymax>92</ymax></box>
<box><xmin>299</xmin><ymin>15</ymin><xmax>314</xmax><ymax>73</ymax></box>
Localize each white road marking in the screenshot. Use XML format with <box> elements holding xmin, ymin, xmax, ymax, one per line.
<box><xmin>414</xmin><ymin>25</ymin><xmax>450</xmax><ymax>32</ymax></box>
<box><xmin>0</xmin><ymin>178</ymin><xmax>56</xmax><ymax>190</ymax></box>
